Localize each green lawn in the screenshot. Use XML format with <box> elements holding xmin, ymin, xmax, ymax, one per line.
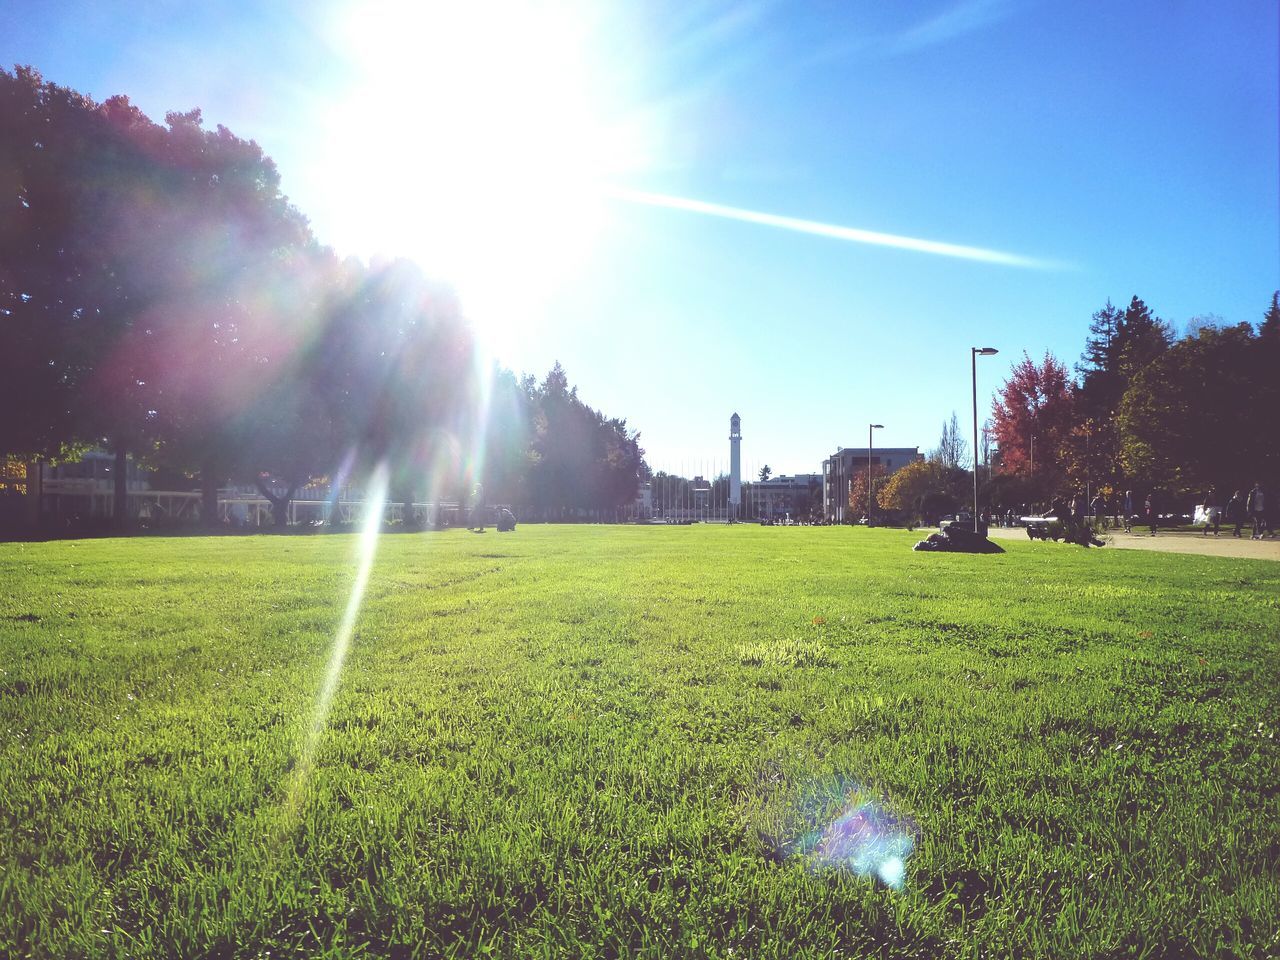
<box><xmin>2</xmin><ymin>526</ymin><xmax>1277</xmax><ymax>959</ymax></box>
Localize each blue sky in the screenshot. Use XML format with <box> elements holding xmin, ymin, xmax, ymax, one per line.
<box><xmin>4</xmin><ymin>0</ymin><xmax>1277</xmax><ymax>475</ymax></box>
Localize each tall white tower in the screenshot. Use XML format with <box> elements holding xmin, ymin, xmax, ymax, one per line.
<box><xmin>729</xmin><ymin>413</ymin><xmax>742</xmax><ymax>512</ymax></box>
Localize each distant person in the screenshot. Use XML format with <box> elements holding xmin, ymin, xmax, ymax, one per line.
<box><xmin>1144</xmin><ymin>492</ymin><xmax>1157</xmax><ymax>536</ymax></box>
<box><xmin>1050</xmin><ymin>495</ymin><xmax>1071</xmax><ymax>540</ymax></box>
<box><xmin>1247</xmin><ymin>482</ymin><xmax>1267</xmax><ymax>540</ymax></box>
<box><xmin>1072</xmin><ymin>491</ymin><xmax>1087</xmax><ymax>526</ymax></box>
<box><xmin>1090</xmin><ymin>492</ymin><xmax>1106</xmax><ymax>530</ymax></box>
<box><xmin>1201</xmin><ymin>485</ymin><xmax>1220</xmax><ymax>537</ymax></box>
<box><xmin>1225</xmin><ymin>490</ymin><xmax>1245</xmax><ymax>538</ymax></box>
<box><xmin>1122</xmin><ymin>490</ymin><xmax>1135</xmax><ymax>533</ymax></box>
<box><xmin>1069</xmin><ymin>491</ymin><xmax>1086</xmax><ymax>540</ymax></box>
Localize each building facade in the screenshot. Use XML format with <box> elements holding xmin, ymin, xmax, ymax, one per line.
<box><xmin>742</xmin><ymin>473</ymin><xmax>823</xmax><ymax>521</ymax></box>
<box><xmin>823</xmin><ymin>447</ymin><xmax>923</xmax><ymax>523</ymax></box>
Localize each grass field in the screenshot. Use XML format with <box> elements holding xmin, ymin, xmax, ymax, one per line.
<box><xmin>2</xmin><ymin>525</ymin><xmax>1278</xmax><ymax>959</ymax></box>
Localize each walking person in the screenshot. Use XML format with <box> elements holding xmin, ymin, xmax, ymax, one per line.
<box><xmin>1090</xmin><ymin>492</ymin><xmax>1107</xmax><ymax>531</ymax></box>
<box><xmin>1123</xmin><ymin>490</ymin><xmax>1135</xmax><ymax>533</ymax></box>
<box><xmin>1202</xmin><ymin>485</ymin><xmax>1221</xmax><ymax>537</ymax></box>
<box><xmin>1226</xmin><ymin>490</ymin><xmax>1245</xmax><ymax>537</ymax></box>
<box><xmin>1247</xmin><ymin>482</ymin><xmax>1267</xmax><ymax>540</ymax></box>
<box><xmin>1145</xmin><ymin>491</ymin><xmax>1157</xmax><ymax>536</ymax></box>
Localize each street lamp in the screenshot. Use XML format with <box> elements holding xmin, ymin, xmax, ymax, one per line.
<box><xmin>972</xmin><ymin>347</ymin><xmax>999</xmax><ymax>533</ymax></box>
<box><xmin>868</xmin><ymin>423</ymin><xmax>883</xmax><ymax>525</ymax></box>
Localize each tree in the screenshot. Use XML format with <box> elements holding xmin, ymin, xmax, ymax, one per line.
<box><xmin>758</xmin><ymin>465</ymin><xmax>772</xmax><ymax>481</ymax></box>
<box><xmin>146</xmin><ymin>113</ymin><xmax>319</xmax><ymax>525</ymax></box>
<box><xmin>1117</xmin><ymin>323</ymin><xmax>1275</xmax><ymax>495</ymax></box>
<box><xmin>876</xmin><ymin>458</ymin><xmax>967</xmax><ymax>523</ymax></box>
<box><xmin>931</xmin><ymin>411</ymin><xmax>968</xmax><ymax>470</ymax></box>
<box><xmin>477</xmin><ymin>367</ymin><xmax>536</xmax><ymax>507</ymax></box>
<box><xmin>989</xmin><ymin>352</ymin><xmax>1075</xmax><ymax>497</ymax></box>
<box><xmin>523</xmin><ymin>363</ymin><xmax>648</xmax><ymax>516</ymax></box>
<box><xmin>1072</xmin><ymin>298</ymin><xmax>1172</xmax><ymax>497</ymax></box>
<box><xmin>876</xmin><ymin>459</ymin><xmax>934</xmax><ymax>513</ymax></box>
<box><xmin>979</xmin><ymin>420</ymin><xmax>993</xmax><ymax>472</ymax></box>
<box><xmin>1260</xmin><ymin>291</ymin><xmax>1280</xmax><ymax>341</ymax></box>
<box><xmin>847</xmin><ymin>464</ymin><xmax>888</xmax><ymax>518</ymax></box>
<box><xmin>0</xmin><ymin>68</ymin><xmax>315</xmax><ymax>527</ymax></box>
<box><xmin>0</xmin><ymin>70</ymin><xmax>168</xmax><ymax>520</ymax></box>
<box><xmin>333</xmin><ymin>259</ymin><xmax>479</xmax><ymax>509</ymax></box>
<box><xmin>1059</xmin><ymin>416</ymin><xmax>1121</xmax><ymax>497</ymax></box>
<box><xmin>1076</xmin><ymin>296</ymin><xmax>1172</xmax><ymax>420</ymax></box>
<box><xmin>1076</xmin><ymin>299</ymin><xmax>1123</xmax><ymax>418</ymax></box>
<box><xmin>0</xmin><ymin>68</ymin><xmax>99</xmax><ymax>466</ymax></box>
<box><xmin>1115</xmin><ymin>296</ymin><xmax>1173</xmax><ymax>381</ymax></box>
<box><xmin>1184</xmin><ymin>314</ymin><xmax>1224</xmax><ymax>339</ymax></box>
<box><xmin>1</xmin><ymin>66</ymin><xmax>658</xmax><ymax>534</ymax></box>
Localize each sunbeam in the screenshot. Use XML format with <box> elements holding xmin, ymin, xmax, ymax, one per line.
<box><xmin>606</xmin><ymin>186</ymin><xmax>1064</xmax><ymax>269</ymax></box>
<box><xmin>282</xmin><ymin>461</ymin><xmax>389</xmax><ymax>820</ymax></box>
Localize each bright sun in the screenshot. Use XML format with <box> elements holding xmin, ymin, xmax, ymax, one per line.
<box><xmin>322</xmin><ymin>0</ymin><xmax>643</xmax><ymax>348</ymax></box>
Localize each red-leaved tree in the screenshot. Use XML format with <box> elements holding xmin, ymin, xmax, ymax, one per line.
<box><xmin>990</xmin><ymin>352</ymin><xmax>1075</xmax><ymax>498</ymax></box>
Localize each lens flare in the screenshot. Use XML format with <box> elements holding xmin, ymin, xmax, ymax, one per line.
<box><xmin>325</xmin><ymin>447</ymin><xmax>358</xmax><ymax>523</ymax></box>
<box><xmin>607</xmin><ymin>186</ymin><xmax>1062</xmax><ymax>269</ymax></box>
<box><xmin>282</xmin><ymin>462</ymin><xmax>389</xmax><ymax>817</ymax></box>
<box><xmin>461</xmin><ymin>353</ymin><xmax>496</xmax><ymax>496</ymax></box>
<box><xmin>778</xmin><ymin>779</ymin><xmax>917</xmax><ymax>889</ymax></box>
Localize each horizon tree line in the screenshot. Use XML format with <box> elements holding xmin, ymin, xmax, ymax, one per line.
<box><xmin>864</xmin><ymin>294</ymin><xmax>1279</xmax><ymax>522</ymax></box>
<box><xmin>0</xmin><ymin>66</ymin><xmax>648</xmax><ymax>530</ymax></box>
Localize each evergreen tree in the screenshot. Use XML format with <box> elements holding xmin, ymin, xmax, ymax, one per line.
<box><xmin>1115</xmin><ymin>296</ymin><xmax>1172</xmax><ymax>381</ymax></box>
<box><xmin>1077</xmin><ymin>299</ymin><xmax>1123</xmax><ymax>416</ymax></box>
<box><xmin>1261</xmin><ymin>291</ymin><xmax>1280</xmax><ymax>341</ymax></box>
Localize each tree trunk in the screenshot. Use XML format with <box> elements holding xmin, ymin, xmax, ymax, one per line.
<box><xmin>255</xmin><ymin>478</ymin><xmax>296</xmax><ymax>530</ymax></box>
<box><xmin>113</xmin><ymin>444</ymin><xmax>128</xmax><ymax>530</ymax></box>
<box><xmin>395</xmin><ymin>483</ymin><xmax>415</xmax><ymax>527</ymax></box>
<box><xmin>26</xmin><ymin>460</ymin><xmax>43</xmax><ymax>531</ymax></box>
<box><xmin>200</xmin><ymin>460</ymin><xmax>220</xmax><ymax>529</ymax></box>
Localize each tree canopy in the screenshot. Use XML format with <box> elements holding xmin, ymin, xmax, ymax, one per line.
<box><xmin>0</xmin><ymin>67</ymin><xmax>649</xmax><ymax>528</ymax></box>
<box><xmin>1117</xmin><ymin>323</ymin><xmax>1277</xmax><ymax>492</ymax></box>
<box><xmin>985</xmin><ymin>293</ymin><xmax>1278</xmax><ymax>505</ymax></box>
<box><xmin>989</xmin><ymin>352</ymin><xmax>1075</xmax><ymax>497</ymax></box>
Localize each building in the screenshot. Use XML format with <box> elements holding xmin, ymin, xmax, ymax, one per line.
<box><xmin>742</xmin><ymin>473</ymin><xmax>823</xmax><ymax>522</ymax></box>
<box><xmin>30</xmin><ymin>451</ymin><xmax>161</xmax><ymax>522</ymax></box>
<box><xmin>692</xmin><ymin>475</ymin><xmax>712</xmax><ymax>512</ymax></box>
<box><xmin>823</xmin><ymin>447</ymin><xmax>923</xmax><ymax>523</ymax></box>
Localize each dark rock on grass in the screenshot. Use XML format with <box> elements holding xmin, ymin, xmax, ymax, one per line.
<box><xmin>913</xmin><ymin>523</ymin><xmax>1004</xmax><ymax>554</ymax></box>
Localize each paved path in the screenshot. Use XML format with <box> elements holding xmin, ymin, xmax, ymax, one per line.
<box><xmin>986</xmin><ymin>524</ymin><xmax>1280</xmax><ymax>560</ymax></box>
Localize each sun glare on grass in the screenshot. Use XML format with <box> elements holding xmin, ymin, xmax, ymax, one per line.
<box><xmin>323</xmin><ymin>0</ymin><xmax>648</xmax><ymax>350</ymax></box>
<box><xmin>282</xmin><ymin>462</ymin><xmax>389</xmax><ymax>822</ymax></box>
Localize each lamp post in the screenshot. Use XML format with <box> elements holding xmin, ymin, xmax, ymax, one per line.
<box><xmin>868</xmin><ymin>423</ymin><xmax>883</xmax><ymax>525</ymax></box>
<box><xmin>972</xmin><ymin>347</ymin><xmax>999</xmax><ymax>533</ymax></box>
